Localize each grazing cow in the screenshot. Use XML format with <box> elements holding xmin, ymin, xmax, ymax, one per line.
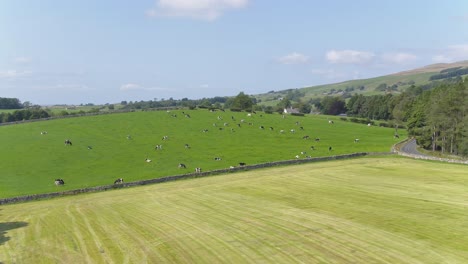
<box><xmin>114</xmin><ymin>178</ymin><xmax>124</xmax><ymax>184</ymax></box>
<box><xmin>40</xmin><ymin>131</ymin><xmax>48</xmax><ymax>135</ymax></box>
<box><xmin>185</xmin><ymin>114</ymin><xmax>191</xmax><ymax>118</ymax></box>
<box><xmin>306</xmin><ymin>155</ymin><xmax>312</xmax><ymax>158</ymax></box>
<box><xmin>195</xmin><ymin>167</ymin><xmax>202</xmax><ymax>173</ymax></box>
<box><xmin>328</xmin><ymin>120</ymin><xmax>334</xmax><ymax>124</ymax></box>
<box><xmin>229</xmin><ymin>166</ymin><xmax>235</xmax><ymax>169</ymax></box>
<box><xmin>184</xmin><ymin>144</ymin><xmax>190</xmax><ymax>149</ymax></box>
<box><xmin>260</xmin><ymin>126</ymin><xmax>264</xmax><ymax>130</ymax></box>
<box><xmin>54</xmin><ymin>179</ymin><xmax>65</xmax><ymax>186</ymax></box>
<box><xmin>162</xmin><ymin>136</ymin><xmax>169</xmax><ymax>140</ymax></box>
<box><xmin>87</xmin><ymin>146</ymin><xmax>93</xmax><ymax>150</ymax></box>
<box><xmin>315</xmin><ymin>138</ymin><xmax>320</xmax><ymax>142</ymax></box>
<box><xmin>354</xmin><ymin>138</ymin><xmax>360</xmax><ymax>143</ymax></box>
<box><xmin>279</xmin><ymin>130</ymin><xmax>285</xmax><ymax>134</ymax></box>
<box><xmin>155</xmin><ymin>144</ymin><xmax>162</xmax><ymax>150</ymax></box>
<box><xmin>178</xmin><ymin>163</ymin><xmax>187</xmax><ymax>169</ymax></box>
<box><xmin>145</xmin><ymin>158</ymin><xmax>152</xmax><ymax>162</ymax></box>
<box><xmin>269</xmin><ymin>127</ymin><xmax>274</xmax><ymax>131</ymax></box>
<box><xmin>231</xmin><ymin>116</ymin><xmax>235</xmax><ymax>120</ymax></box>
<box><xmin>328</xmin><ymin>146</ymin><xmax>333</xmax><ymax>151</ymax></box>
<box><xmin>394</xmin><ymin>134</ymin><xmax>400</xmax><ymax>139</ymax></box>
<box><xmin>295</xmin><ymin>155</ymin><xmax>300</xmax><ymax>159</ymax></box>
<box><xmin>310</xmin><ymin>146</ymin><xmax>315</xmax><ymax>150</ymax></box>
<box><xmin>290</xmin><ymin>129</ymin><xmax>295</xmax><ymax>133</ymax></box>
<box><xmin>367</xmin><ymin>123</ymin><xmax>372</xmax><ymax>126</ymax></box>
<box><xmin>301</xmin><ymin>151</ymin><xmax>306</xmax><ymax>155</ymax></box>
<box><xmin>224</xmin><ymin>122</ymin><xmax>229</xmax><ymax>126</ymax></box>
<box><xmin>126</xmin><ymin>135</ymin><xmax>132</xmax><ymax>140</ymax></box>
<box><xmin>213</xmin><ymin>123</ymin><xmax>217</xmax><ymax>127</ymax></box>
<box><xmin>295</xmin><ymin>121</ymin><xmax>300</xmax><ymax>125</ymax></box>
<box><xmin>217</xmin><ymin>116</ymin><xmax>223</xmax><ymax>120</ymax></box>
<box><xmin>247</xmin><ymin>113</ymin><xmax>252</xmax><ymax>117</ymax></box>
<box><xmin>237</xmin><ymin>123</ymin><xmax>241</xmax><ymax>127</ymax></box>
<box><xmin>240</xmin><ymin>119</ymin><xmax>245</xmax><ymax>123</ymax></box>
<box><xmin>302</xmin><ymin>135</ymin><xmax>310</xmax><ymax>140</ymax></box>
<box><xmin>239</xmin><ymin>162</ymin><xmax>246</xmax><ymax>166</ymax></box>
<box><xmin>64</xmin><ymin>139</ymin><xmax>72</xmax><ymax>146</ymax></box>
<box><xmin>202</xmin><ymin>129</ymin><xmax>209</xmax><ymax>133</ymax></box>
<box><xmin>214</xmin><ymin>157</ymin><xmax>222</xmax><ymax>161</ymax></box>
<box><xmin>300</xmin><ymin>126</ymin><xmax>304</xmax><ymax>130</ymax></box>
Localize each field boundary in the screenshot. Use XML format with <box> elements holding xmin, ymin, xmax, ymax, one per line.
<box><xmin>0</xmin><ymin>152</ymin><xmax>393</xmax><ymax>205</ymax></box>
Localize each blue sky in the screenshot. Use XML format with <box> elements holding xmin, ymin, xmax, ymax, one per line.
<box><xmin>1</xmin><ymin>0</ymin><xmax>468</xmax><ymax>105</ymax></box>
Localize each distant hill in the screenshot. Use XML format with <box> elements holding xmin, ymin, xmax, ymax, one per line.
<box><xmin>255</xmin><ymin>60</ymin><xmax>468</xmax><ymax>106</ymax></box>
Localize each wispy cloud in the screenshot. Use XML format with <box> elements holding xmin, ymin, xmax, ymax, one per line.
<box><xmin>326</xmin><ymin>49</ymin><xmax>375</xmax><ymax>64</ymax></box>
<box><xmin>278</xmin><ymin>52</ymin><xmax>310</xmax><ymax>65</ymax></box>
<box><xmin>381</xmin><ymin>52</ymin><xmax>417</xmax><ymax>64</ymax></box>
<box><xmin>33</xmin><ymin>84</ymin><xmax>92</xmax><ymax>92</ymax></box>
<box><xmin>311</xmin><ymin>69</ymin><xmax>345</xmax><ymax>80</ymax></box>
<box><xmin>120</xmin><ymin>83</ymin><xmax>173</xmax><ymax>91</ymax></box>
<box><xmin>14</xmin><ymin>57</ymin><xmax>32</xmax><ymax>64</ymax></box>
<box><xmin>0</xmin><ymin>70</ymin><xmax>32</xmax><ymax>79</ymax></box>
<box><xmin>432</xmin><ymin>44</ymin><xmax>468</xmax><ymax>63</ymax></box>
<box><xmin>146</xmin><ymin>0</ymin><xmax>249</xmax><ymax>21</ymax></box>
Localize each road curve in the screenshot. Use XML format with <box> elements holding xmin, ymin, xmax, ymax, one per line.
<box><xmin>399</xmin><ymin>138</ymin><xmax>429</xmax><ymax>156</ymax></box>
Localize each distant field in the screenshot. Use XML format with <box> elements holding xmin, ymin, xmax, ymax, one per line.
<box><xmin>0</xmin><ymin>110</ymin><xmax>402</xmax><ymax>198</ymax></box>
<box><xmin>1</xmin><ymin>157</ymin><xmax>467</xmax><ymax>263</ymax></box>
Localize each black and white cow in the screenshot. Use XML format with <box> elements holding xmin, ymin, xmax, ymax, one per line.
<box><xmin>54</xmin><ymin>179</ymin><xmax>65</xmax><ymax>186</ymax></box>
<box><xmin>114</xmin><ymin>178</ymin><xmax>124</xmax><ymax>184</ymax></box>
<box><xmin>178</xmin><ymin>163</ymin><xmax>187</xmax><ymax>169</ymax></box>
<box><xmin>64</xmin><ymin>139</ymin><xmax>72</xmax><ymax>146</ymax></box>
<box><xmin>195</xmin><ymin>167</ymin><xmax>202</xmax><ymax>173</ymax></box>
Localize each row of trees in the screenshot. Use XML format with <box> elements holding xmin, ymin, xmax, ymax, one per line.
<box><xmin>404</xmin><ymin>81</ymin><xmax>467</xmax><ymax>156</ymax></box>
<box><xmin>0</xmin><ymin>109</ymin><xmax>50</xmax><ymax>123</ymax></box>
<box><xmin>0</xmin><ymin>97</ymin><xmax>23</xmax><ymax>109</ymax></box>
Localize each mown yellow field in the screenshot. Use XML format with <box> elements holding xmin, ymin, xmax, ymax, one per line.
<box><xmin>1</xmin><ymin>157</ymin><xmax>468</xmax><ymax>263</ymax></box>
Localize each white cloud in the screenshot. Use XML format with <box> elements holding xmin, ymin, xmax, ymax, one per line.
<box><xmin>14</xmin><ymin>57</ymin><xmax>32</xmax><ymax>64</ymax></box>
<box><xmin>0</xmin><ymin>70</ymin><xmax>32</xmax><ymax>79</ymax></box>
<box><xmin>146</xmin><ymin>0</ymin><xmax>249</xmax><ymax>21</ymax></box>
<box><xmin>381</xmin><ymin>52</ymin><xmax>417</xmax><ymax>64</ymax></box>
<box><xmin>120</xmin><ymin>83</ymin><xmax>141</xmax><ymax>91</ymax></box>
<box><xmin>326</xmin><ymin>49</ymin><xmax>375</xmax><ymax>64</ymax></box>
<box><xmin>311</xmin><ymin>69</ymin><xmax>345</xmax><ymax>80</ymax></box>
<box><xmin>120</xmin><ymin>83</ymin><xmax>172</xmax><ymax>92</ymax></box>
<box><xmin>33</xmin><ymin>84</ymin><xmax>92</xmax><ymax>92</ymax></box>
<box><xmin>432</xmin><ymin>44</ymin><xmax>468</xmax><ymax>63</ymax></box>
<box><xmin>278</xmin><ymin>52</ymin><xmax>310</xmax><ymax>65</ymax></box>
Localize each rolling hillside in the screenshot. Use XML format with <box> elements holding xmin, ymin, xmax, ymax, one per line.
<box><xmin>255</xmin><ymin>60</ymin><xmax>468</xmax><ymax>106</ymax></box>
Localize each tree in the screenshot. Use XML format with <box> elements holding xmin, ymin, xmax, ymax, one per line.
<box><xmin>230</xmin><ymin>92</ymin><xmax>255</xmax><ymax>111</ymax></box>
<box><xmin>319</xmin><ymin>96</ymin><xmax>346</xmax><ymax>115</ymax></box>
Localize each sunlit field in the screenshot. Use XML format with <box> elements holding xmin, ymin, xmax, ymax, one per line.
<box><xmin>1</xmin><ymin>157</ymin><xmax>467</xmax><ymax>263</ymax></box>
<box><xmin>0</xmin><ymin>110</ymin><xmax>402</xmax><ymax>198</ymax></box>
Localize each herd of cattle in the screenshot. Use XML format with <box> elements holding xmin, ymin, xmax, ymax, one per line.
<box><xmin>46</xmin><ymin>110</ymin><xmax>389</xmax><ymax>187</ymax></box>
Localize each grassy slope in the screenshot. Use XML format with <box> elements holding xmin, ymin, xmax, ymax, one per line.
<box><xmin>255</xmin><ymin>61</ymin><xmax>468</xmax><ymax>104</ymax></box>
<box><xmin>1</xmin><ymin>157</ymin><xmax>467</xmax><ymax>263</ymax></box>
<box><xmin>0</xmin><ymin>110</ymin><xmax>401</xmax><ymax>198</ymax></box>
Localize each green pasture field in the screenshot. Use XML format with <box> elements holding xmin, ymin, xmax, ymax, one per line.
<box><xmin>1</xmin><ymin>157</ymin><xmax>467</xmax><ymax>263</ymax></box>
<box><xmin>0</xmin><ymin>110</ymin><xmax>403</xmax><ymax>198</ymax></box>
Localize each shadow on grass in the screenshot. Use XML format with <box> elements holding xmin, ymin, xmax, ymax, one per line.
<box><xmin>0</xmin><ymin>221</ymin><xmax>28</xmax><ymax>246</ymax></box>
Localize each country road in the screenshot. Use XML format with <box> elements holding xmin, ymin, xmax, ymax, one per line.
<box><xmin>399</xmin><ymin>138</ymin><xmax>428</xmax><ymax>156</ymax></box>
<box><xmin>397</xmin><ymin>138</ymin><xmax>468</xmax><ymax>165</ymax></box>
